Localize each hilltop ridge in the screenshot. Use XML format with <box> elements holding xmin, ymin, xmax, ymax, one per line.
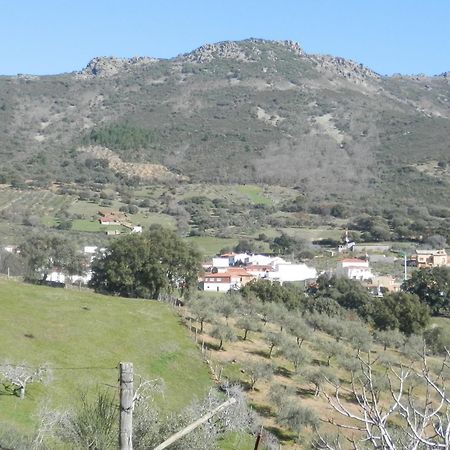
<box><xmin>0</xmin><ymin>38</ymin><xmax>449</xmax><ymax>213</ymax></box>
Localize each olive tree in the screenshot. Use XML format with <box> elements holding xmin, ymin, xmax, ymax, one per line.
<box><xmin>243</xmin><ymin>360</ymin><xmax>273</xmax><ymax>390</ymax></box>
<box><xmin>210</xmin><ymin>324</ymin><xmax>236</xmax><ymax>351</ymax></box>
<box><xmin>236</xmin><ymin>316</ymin><xmax>261</xmax><ymax>341</ymax></box>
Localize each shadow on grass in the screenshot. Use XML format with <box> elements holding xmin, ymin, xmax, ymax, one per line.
<box><xmin>0</xmin><ymin>385</ymin><xmax>19</xmax><ymax>398</ymax></box>
<box><xmin>265</xmin><ymin>425</ymin><xmax>295</xmax><ymax>442</ymax></box>
<box><xmin>312</xmin><ymin>357</ymin><xmax>327</xmax><ymax>366</ymax></box>
<box><xmin>248</xmin><ymin>348</ymin><xmax>270</xmax><ymax>359</ymax></box>
<box><xmin>205</xmin><ymin>342</ymin><xmax>223</xmax><ymax>351</ymax></box>
<box><xmin>295</xmin><ymin>386</ymin><xmax>316</xmax><ymax>397</ymax></box>
<box><xmin>274</xmin><ymin>365</ymin><xmax>292</xmax><ymax>378</ymax></box>
<box><xmin>250</xmin><ymin>402</ymin><xmax>275</xmax><ymax>418</ymax></box>
<box><xmin>238</xmin><ymin>380</ymin><xmax>254</xmax><ymax>392</ymax></box>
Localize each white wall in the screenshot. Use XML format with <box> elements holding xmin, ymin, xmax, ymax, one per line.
<box><xmin>212</xmin><ymin>257</ymin><xmax>230</xmax><ymax>268</ymax></box>
<box><xmin>203</xmin><ymin>282</ymin><xmax>231</xmax><ymax>292</ymax></box>
<box><xmin>268</xmin><ymin>264</ymin><xmax>317</xmax><ymax>283</ymax></box>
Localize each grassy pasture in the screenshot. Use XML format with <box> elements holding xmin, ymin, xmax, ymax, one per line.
<box><xmin>280</xmin><ymin>227</ymin><xmax>342</xmax><ymax>242</ymax></box>
<box><xmin>236</xmin><ymin>184</ymin><xmax>273</xmax><ymax>205</ymax></box>
<box><xmin>0</xmin><ymin>279</ymin><xmax>211</xmax><ymax>435</ymax></box>
<box><xmin>186</xmin><ymin>236</ymin><xmax>239</xmax><ymax>256</ymax></box>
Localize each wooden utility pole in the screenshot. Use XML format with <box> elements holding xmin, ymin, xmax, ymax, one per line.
<box><xmin>153</xmin><ymin>397</ymin><xmax>236</xmax><ymax>450</ymax></box>
<box><xmin>119</xmin><ymin>362</ymin><xmax>133</xmax><ymax>450</ymax></box>
<box><xmin>254</xmin><ymin>426</ymin><xmax>263</xmax><ymax>450</ymax></box>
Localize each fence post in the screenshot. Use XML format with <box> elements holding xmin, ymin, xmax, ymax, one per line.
<box><xmin>119</xmin><ymin>362</ymin><xmax>133</xmax><ymax>450</ymax></box>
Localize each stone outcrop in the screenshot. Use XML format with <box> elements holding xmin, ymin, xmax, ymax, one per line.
<box><xmin>179</xmin><ymin>38</ymin><xmax>304</xmax><ymax>63</ymax></box>
<box><xmin>310</xmin><ymin>54</ymin><xmax>380</xmax><ymax>83</ymax></box>
<box><xmin>76</xmin><ymin>56</ymin><xmax>158</xmax><ymax>78</ymax></box>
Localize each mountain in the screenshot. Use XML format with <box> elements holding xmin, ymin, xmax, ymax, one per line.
<box><xmin>0</xmin><ymin>38</ymin><xmax>449</xmax><ymax>208</ymax></box>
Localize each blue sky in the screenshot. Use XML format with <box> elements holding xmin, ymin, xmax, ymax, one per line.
<box><xmin>0</xmin><ymin>0</ymin><xmax>449</xmax><ymax>76</ymax></box>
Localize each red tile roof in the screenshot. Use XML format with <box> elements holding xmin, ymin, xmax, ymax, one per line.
<box><xmin>226</xmin><ymin>268</ymin><xmax>253</xmax><ymax>276</ymax></box>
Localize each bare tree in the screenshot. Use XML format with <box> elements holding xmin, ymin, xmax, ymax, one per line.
<box><xmin>0</xmin><ymin>362</ymin><xmax>51</xmax><ymax>399</ymax></box>
<box><xmin>316</xmin><ymin>350</ymin><xmax>450</xmax><ymax>450</ymax></box>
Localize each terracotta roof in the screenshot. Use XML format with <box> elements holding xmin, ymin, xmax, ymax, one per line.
<box><xmin>219</xmin><ymin>252</ymin><xmax>236</xmax><ymax>257</ymax></box>
<box><xmin>226</xmin><ymin>268</ymin><xmax>253</xmax><ymax>276</ymax></box>
<box><xmin>205</xmin><ymin>270</ymin><xmax>253</xmax><ymax>279</ymax></box>
<box><xmin>340</xmin><ymin>258</ymin><xmax>367</xmax><ymax>263</ymax></box>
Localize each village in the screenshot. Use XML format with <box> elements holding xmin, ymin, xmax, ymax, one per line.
<box><xmin>199</xmin><ymin>246</ymin><xmax>450</xmax><ymax>295</ymax></box>
<box><xmin>3</xmin><ymin>219</ymin><xmax>449</xmax><ymax>297</ymax></box>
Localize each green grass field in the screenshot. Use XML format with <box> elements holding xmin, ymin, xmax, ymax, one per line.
<box><xmin>236</xmin><ymin>185</ymin><xmax>273</xmax><ymax>205</ymax></box>
<box><xmin>0</xmin><ymin>279</ymin><xmax>211</xmax><ymax>435</ymax></box>
<box><xmin>186</xmin><ymin>236</ymin><xmax>239</xmax><ymax>256</ymax></box>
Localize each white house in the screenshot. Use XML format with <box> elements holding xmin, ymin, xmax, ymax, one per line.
<box><xmin>267</xmin><ymin>263</ymin><xmax>317</xmax><ymax>284</ymax></box>
<box><xmin>336</xmin><ymin>258</ymin><xmax>373</xmax><ymax>281</ymax></box>
<box><xmin>47</xmin><ymin>270</ymin><xmax>66</xmax><ymax>283</ymax></box>
<box><xmin>212</xmin><ymin>257</ymin><xmax>231</xmax><ymax>269</ymax></box>
<box><xmin>247</xmin><ymin>254</ymin><xmax>273</xmax><ymax>266</ymax></box>
<box><xmin>201</xmin><ymin>269</ymin><xmax>254</xmax><ymax>292</ymax></box>
<box><xmin>131</xmin><ymin>225</ymin><xmax>143</xmax><ymax>233</ymax></box>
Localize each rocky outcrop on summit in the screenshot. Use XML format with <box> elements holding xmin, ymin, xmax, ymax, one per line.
<box><xmin>180</xmin><ymin>38</ymin><xmax>378</xmax><ymax>85</ymax></box>
<box><xmin>76</xmin><ymin>56</ymin><xmax>158</xmax><ymax>78</ymax></box>
<box><xmin>180</xmin><ymin>39</ymin><xmax>304</xmax><ymax>63</ymax></box>
<box><xmin>310</xmin><ymin>54</ymin><xmax>380</xmax><ymax>84</ymax></box>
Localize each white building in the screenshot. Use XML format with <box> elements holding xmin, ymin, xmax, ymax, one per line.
<box><xmin>246</xmin><ymin>254</ymin><xmax>273</xmax><ymax>266</ymax></box>
<box><xmin>267</xmin><ymin>263</ymin><xmax>317</xmax><ymax>284</ymax></box>
<box><xmin>47</xmin><ymin>270</ymin><xmax>66</xmax><ymax>283</ymax></box>
<box><xmin>212</xmin><ymin>256</ymin><xmax>231</xmax><ymax>269</ymax></box>
<box><xmin>201</xmin><ymin>269</ymin><xmax>253</xmax><ymax>292</ymax></box>
<box><xmin>336</xmin><ymin>258</ymin><xmax>373</xmax><ymax>281</ymax></box>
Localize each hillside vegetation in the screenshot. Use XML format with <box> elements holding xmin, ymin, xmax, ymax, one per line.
<box><xmin>0</xmin><ymin>39</ymin><xmax>449</xmax><ymax>207</ymax></box>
